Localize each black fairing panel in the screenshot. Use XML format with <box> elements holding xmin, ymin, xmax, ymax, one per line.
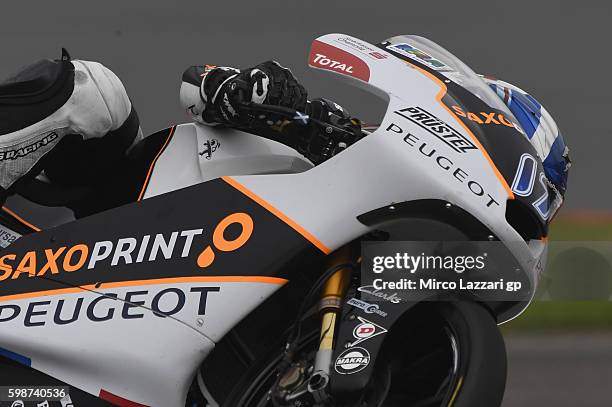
<box><xmin>0</xmin><ymin>178</ymin><xmax>324</xmax><ymax>298</ymax></box>
<box><xmin>357</xmin><ymin>199</ymin><xmax>496</xmax><ymax>240</ymax></box>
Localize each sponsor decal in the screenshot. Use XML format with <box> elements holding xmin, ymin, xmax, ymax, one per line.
<box><xmin>351</xmin><ymin>316</ymin><xmax>387</xmax><ymax>346</ymax></box>
<box><xmin>0</xmin><ymin>132</ymin><xmax>59</xmax><ymax>161</ymax></box>
<box><xmin>309</xmin><ymin>40</ymin><xmax>370</xmax><ymax>81</ymax></box>
<box><xmin>197</xmin><ymin>212</ymin><xmax>253</xmax><ymax>268</ymax></box>
<box><xmin>394</xmin><ymin>107</ymin><xmax>477</xmax><ymax>153</ymax></box>
<box><xmin>347</xmin><ymin>298</ymin><xmax>388</xmax><ymax>317</ymax></box>
<box><xmin>0</xmin><ymin>225</ymin><xmax>20</xmax><ymax>249</ymax></box>
<box><xmin>334</xmin><ymin>37</ymin><xmax>388</xmax><ymax>60</ymax></box>
<box><xmin>357</xmin><ymin>285</ymin><xmax>402</xmax><ymax>304</ymax></box>
<box><xmin>334</xmin><ymin>347</ymin><xmax>371</xmax><ymax>375</ymax></box>
<box><xmin>369</xmin><ymin>52</ymin><xmax>388</xmax><ymax>60</ymax></box>
<box><xmin>199</xmin><ymin>139</ymin><xmax>220</xmax><ymax>160</ymax></box>
<box><xmin>311</xmin><ymin>54</ymin><xmax>355</xmax><ymax>74</ymax></box>
<box><xmin>0</xmin><ymin>229</ymin><xmax>204</xmax><ymax>282</ymax></box>
<box><xmin>0</xmin><ymin>286</ymin><xmax>220</xmax><ymax>327</ymax></box>
<box><xmin>385</xmin><ymin>121</ymin><xmax>501</xmax><ymax>208</ymax></box>
<box><xmin>0</xmin><ymin>213</ymin><xmax>253</xmax><ymax>282</ymax></box>
<box><xmin>386</xmin><ymin>43</ymin><xmax>449</xmax><ymax>71</ymax></box>
<box><xmin>451</xmin><ymin>106</ymin><xmax>516</xmax><ymax>129</ymax></box>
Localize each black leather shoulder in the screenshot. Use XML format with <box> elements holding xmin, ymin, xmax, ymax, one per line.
<box><xmin>0</xmin><ymin>57</ymin><xmax>75</xmax><ymax>135</ymax></box>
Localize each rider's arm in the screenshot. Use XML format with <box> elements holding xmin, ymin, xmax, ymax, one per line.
<box><xmin>41</xmin><ymin>60</ymin><xmax>143</xmax><ymax>189</ymax></box>
<box><xmin>180</xmin><ymin>62</ymin><xmax>362</xmax><ymax>163</ymax></box>
<box><xmin>0</xmin><ymin>55</ymin><xmax>143</xmax><ymax>207</ymax></box>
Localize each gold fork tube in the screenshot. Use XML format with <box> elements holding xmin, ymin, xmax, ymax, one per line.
<box><xmin>313</xmin><ymin>245</ymin><xmax>355</xmax><ymax>373</ymax></box>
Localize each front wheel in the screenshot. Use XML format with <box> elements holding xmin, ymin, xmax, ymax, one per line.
<box><xmin>223</xmin><ymin>301</ymin><xmax>507</xmax><ymax>407</ymax></box>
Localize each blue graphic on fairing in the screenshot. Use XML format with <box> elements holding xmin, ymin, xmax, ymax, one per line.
<box><xmin>542</xmin><ymin>134</ymin><xmax>568</xmax><ymax>192</ymax></box>
<box><xmin>488</xmin><ymin>83</ymin><xmax>568</xmax><ymax>194</ymax></box>
<box><xmin>507</xmin><ymin>91</ymin><xmax>542</xmax><ymax>140</ymax></box>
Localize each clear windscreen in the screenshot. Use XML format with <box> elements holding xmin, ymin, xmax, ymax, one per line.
<box><xmin>385</xmin><ymin>35</ymin><xmax>524</xmax><ymax>132</ymax></box>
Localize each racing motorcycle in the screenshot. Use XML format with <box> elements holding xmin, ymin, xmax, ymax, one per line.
<box><xmin>0</xmin><ymin>33</ymin><xmax>555</xmax><ymax>407</ymax></box>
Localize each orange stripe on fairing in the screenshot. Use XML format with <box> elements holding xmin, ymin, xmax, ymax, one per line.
<box><xmin>0</xmin><ymin>275</ymin><xmax>287</xmax><ymax>303</ymax></box>
<box><xmin>137</xmin><ymin>126</ymin><xmax>176</xmax><ymax>201</ymax></box>
<box><xmin>222</xmin><ymin>176</ymin><xmax>332</xmax><ymax>254</ymax></box>
<box><xmin>402</xmin><ymin>62</ymin><xmax>515</xmax><ymax>199</ymax></box>
<box><xmin>1</xmin><ymin>206</ymin><xmax>41</xmax><ymax>232</ymax></box>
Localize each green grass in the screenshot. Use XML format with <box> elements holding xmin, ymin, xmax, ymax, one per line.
<box><xmin>503</xmin><ymin>214</ymin><xmax>612</xmax><ymax>332</ymax></box>
<box><xmin>548</xmin><ymin>215</ymin><xmax>612</xmax><ymax>240</ymax></box>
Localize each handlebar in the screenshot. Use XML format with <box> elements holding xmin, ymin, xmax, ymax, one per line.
<box><xmin>238</xmin><ymin>101</ymin><xmax>365</xmax><ymax>140</ymax></box>
<box><xmin>238</xmin><ymin>101</ymin><xmax>366</xmax><ymax>163</ymax></box>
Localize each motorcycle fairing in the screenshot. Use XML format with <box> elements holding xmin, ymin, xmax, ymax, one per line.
<box><xmin>230</xmin><ymin>34</ymin><xmax>547</xmax><ymax>323</ymax></box>
<box><xmin>141</xmin><ymin>123</ymin><xmax>314</xmax><ymax>200</ymax></box>
<box><xmin>0</xmin><ymin>177</ymin><xmax>324</xmax><ymax>406</ymax></box>
<box><xmin>379</xmin><ymin>36</ymin><xmax>552</xmax><ymax>236</ymax></box>
<box><xmin>311</xmin><ymin>35</ymin><xmax>550</xmax><ymax>237</ymax></box>
<box><xmin>298</xmin><ymin>33</ymin><xmax>551</xmax><ymax>398</ymax></box>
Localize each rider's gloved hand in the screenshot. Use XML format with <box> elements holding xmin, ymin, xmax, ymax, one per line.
<box><xmin>307</xmin><ymin>98</ymin><xmax>363</xmax><ymax>143</ymax></box>
<box><xmin>298</xmin><ymin>98</ymin><xmax>363</xmax><ymax>163</ymax></box>
<box><xmin>181</xmin><ymin>61</ymin><xmax>307</xmax><ymax>127</ymax></box>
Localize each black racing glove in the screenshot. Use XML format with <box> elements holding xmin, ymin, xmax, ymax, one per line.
<box><xmin>297</xmin><ymin>98</ymin><xmax>363</xmax><ymax>163</ymax></box>
<box><xmin>201</xmin><ymin>61</ymin><xmax>307</xmax><ymax>126</ymax></box>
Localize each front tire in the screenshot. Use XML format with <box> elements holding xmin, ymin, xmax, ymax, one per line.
<box><xmin>223</xmin><ymin>301</ymin><xmax>506</xmax><ymax>407</ymax></box>
<box><xmin>441</xmin><ymin>301</ymin><xmax>507</xmax><ymax>407</ymax></box>
<box><xmin>377</xmin><ymin>301</ymin><xmax>507</xmax><ymax>407</ymax></box>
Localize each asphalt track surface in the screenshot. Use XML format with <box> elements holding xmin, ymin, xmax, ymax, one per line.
<box><xmin>0</xmin><ymin>2</ymin><xmax>610</xmax><ymax>405</ymax></box>
<box><xmin>502</xmin><ymin>333</ymin><xmax>612</xmax><ymax>407</ymax></box>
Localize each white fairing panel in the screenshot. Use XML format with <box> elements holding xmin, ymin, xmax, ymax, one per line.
<box><xmin>0</xmin><ymin>279</ymin><xmax>284</xmax><ymax>406</ymax></box>
<box><xmin>143</xmin><ymin>124</ymin><xmax>313</xmax><ymax>199</ymax></box>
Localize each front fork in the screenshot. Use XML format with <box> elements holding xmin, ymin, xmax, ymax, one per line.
<box><xmin>274</xmin><ymin>246</ymin><xmax>358</xmax><ymax>405</ymax></box>
<box><xmin>313</xmin><ymin>246</ymin><xmax>356</xmax><ymax>375</ymax></box>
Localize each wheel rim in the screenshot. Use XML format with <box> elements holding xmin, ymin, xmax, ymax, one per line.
<box><xmin>234</xmin><ymin>312</ymin><xmax>463</xmax><ymax>407</ymax></box>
